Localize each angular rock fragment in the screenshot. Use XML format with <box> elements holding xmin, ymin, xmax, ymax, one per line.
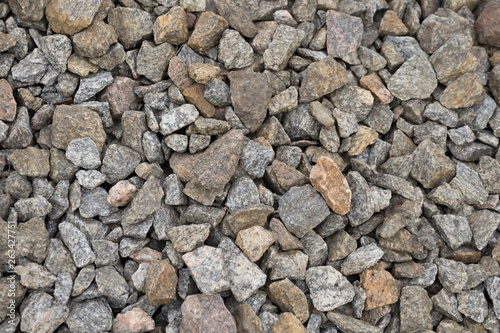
<box><xmin>326</xmin><ymin>10</ymin><xmax>363</xmax><ymax>58</ymax></box>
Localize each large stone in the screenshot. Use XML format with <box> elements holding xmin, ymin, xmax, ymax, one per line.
<box><xmin>45</xmin><ymin>0</ymin><xmax>103</xmax><ymax>35</ymax></box>
<box><xmin>154</xmin><ymin>6</ymin><xmax>189</xmax><ymax>45</ymax></box>
<box><xmin>387</xmin><ymin>55</ymin><xmax>437</xmax><ymax>101</ymax></box>
<box><xmin>108</xmin><ymin>7</ymin><xmax>154</xmax><ymax>49</ymax></box>
<box><xmin>136</xmin><ymin>40</ymin><xmax>175</xmax><ymax>83</ymax></box>
<box><xmin>475</xmin><ymin>1</ymin><xmax>500</xmax><ymax>47</ymax></box>
<box><xmin>440</xmin><ymin>72</ymin><xmax>485</xmax><ymax>109</ymax></box>
<box><xmin>51</xmin><ymin>105</ymin><xmax>106</xmax><ymax>152</ymax></box>
<box><xmin>214</xmin><ymin>0</ymin><xmax>257</xmax><ymax>38</ymax></box>
<box><xmin>218</xmin><ymin>29</ymin><xmax>254</xmax><ymax>70</ymax></box>
<box><xmin>122</xmin><ymin>176</ymin><xmax>164</xmax><ymax>224</ymax></box>
<box><xmin>187</xmin><ymin>11</ymin><xmax>228</xmax><ymax>53</ymax></box>
<box><xmin>267</xmin><ymin>279</ymin><xmax>309</xmax><ymax>323</ymax></box>
<box><xmin>306</xmin><ymin>266</ymin><xmax>355</xmax><ymax>311</ymax></box>
<box><xmin>9</xmin><ymin>147</ymin><xmax>50</xmax><ymax>177</ymax></box>
<box><xmin>59</xmin><ymin>222</ymin><xmax>95</xmax><ymax>268</ymax></box>
<box><xmin>272</xmin><ymin>313</ymin><xmax>307</xmax><ymax>333</ymax></box>
<box><xmin>9</xmin><ymin>0</ymin><xmax>50</xmax><ymax>21</ymax></box>
<box><xmin>20</xmin><ymin>292</ymin><xmax>69</xmax><ymax>333</ymax></box>
<box><xmin>229</xmin><ymin>71</ymin><xmax>272</xmax><ymax>132</ymax></box>
<box><xmin>468</xmin><ymin>210</ymin><xmax>500</xmax><ymax>251</ymax></box>
<box><xmin>170</xmin><ymin>130</ymin><xmax>244</xmax><ymax>205</ymax></box>
<box><xmin>98</xmin><ymin>76</ymin><xmax>141</xmax><ymax>119</ymax></box>
<box><xmin>299</xmin><ymin>57</ymin><xmax>347</xmax><ymax>103</ymax></box>
<box><xmin>327</xmin><ymin>312</ymin><xmax>382</xmax><ymax>333</ymax></box>
<box><xmin>113</xmin><ymin>308</ymin><xmax>155</xmax><ymax>333</ymax></box>
<box><xmin>179</xmin><ymin>294</ymin><xmax>237</xmax><ymax>333</ymax></box>
<box><xmin>310</xmin><ymin>157</ymin><xmax>351</xmax><ymax>215</ymax></box>
<box><xmin>433</xmin><ymin>215</ymin><xmax>472</xmax><ymax>250</ymax></box>
<box><xmin>145</xmin><ymin>261</ymin><xmax>177</xmax><ymax>306</ymax></box>
<box><xmin>159</xmin><ymin>104</ymin><xmax>199</xmax><ymax>135</ymax></box>
<box><xmin>72</xmin><ymin>21</ymin><xmax>117</xmax><ymax>59</ymax></box>
<box><xmin>326</xmin><ymin>10</ymin><xmax>363</xmax><ymax>58</ymax></box>
<box><xmin>341</xmin><ymin>243</ymin><xmax>384</xmax><ymax>275</ymax></box>
<box><xmin>400</xmin><ymin>286</ymin><xmax>433</xmax><ymax>332</ymax></box>
<box><xmin>101</xmin><ymin>144</ymin><xmax>141</xmax><ymax>184</ymax></box>
<box><xmin>411</xmin><ymin>139</ymin><xmax>455</xmax><ymax>189</ymax></box>
<box><xmin>66</xmin><ymin>298</ymin><xmax>113</xmax><ymax>333</ymax></box>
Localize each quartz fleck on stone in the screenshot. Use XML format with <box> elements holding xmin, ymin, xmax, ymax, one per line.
<box><xmin>359</xmin><ymin>74</ymin><xmax>394</xmax><ymax>105</ymax></box>
<box><xmin>144</xmin><ymin>260</ymin><xmax>177</xmax><ymax>306</ymax></box>
<box><xmin>326</xmin><ymin>10</ymin><xmax>363</xmax><ymax>58</ymax></box>
<box><xmin>267</xmin><ymin>279</ymin><xmax>309</xmax><ymax>323</ymax></box>
<box><xmin>235</xmin><ymin>226</ymin><xmax>277</xmax><ymax>262</ymax></box>
<box><xmin>310</xmin><ymin>156</ymin><xmax>351</xmax><ymax>215</ymax></box>
<box><xmin>360</xmin><ymin>264</ymin><xmax>400</xmax><ymax>310</ymax></box>
<box><xmin>112</xmin><ymin>308</ymin><xmax>155</xmax><ymax>333</ymax></box>
<box><xmin>179</xmin><ymin>294</ymin><xmax>237</xmax><ymax>333</ymax></box>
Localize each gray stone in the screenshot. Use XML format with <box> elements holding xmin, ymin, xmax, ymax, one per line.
<box><xmin>432</xmin><ymin>288</ymin><xmax>462</xmax><ymax>322</ymax></box>
<box><xmin>160</xmin><ymin>104</ymin><xmax>199</xmax><ymax>135</ymax></box>
<box><xmin>75</xmin><ymin>170</ymin><xmax>106</xmax><ymax>189</ymax></box>
<box><xmin>93</xmin><ymin>240</ymin><xmax>119</xmax><ymax>267</ymax></box>
<box><xmin>406</xmin><ymin>263</ymin><xmax>437</xmax><ymax>288</ymax></box>
<box><xmin>74</xmin><ymin>72</ymin><xmax>113</xmax><ymax>104</ymax></box>
<box><xmin>204</xmin><ymin>78</ymin><xmax>231</xmax><ymax>107</ymax></box>
<box><xmin>72</xmin><ymin>265</ymin><xmax>95</xmax><ymax>296</ymax></box>
<box><xmin>11</xmin><ymin>48</ymin><xmax>49</xmax><ymax>83</ymax></box>
<box><xmin>218</xmin><ymin>29</ymin><xmax>254</xmax><ymax>69</ymax></box>
<box><xmin>239</xmin><ymin>138</ymin><xmax>275</xmax><ymax>178</ymax></box>
<box><xmin>358</xmin><ymin>46</ymin><xmax>387</xmax><ymax>71</ymax></box>
<box><xmin>122</xmin><ymin>176</ymin><xmax>164</xmax><ymax>224</ymax></box>
<box><xmin>119</xmin><ymin>237</ymin><xmax>150</xmax><ymax>258</ymax></box>
<box><xmin>387</xmin><ymin>55</ymin><xmax>437</xmax><ymax>101</ymax></box>
<box><xmin>163</xmin><ymin>174</ymin><xmax>188</xmax><ymax>205</ymax></box>
<box><xmin>432</xmin><ymin>215</ymin><xmax>472</xmax><ymax>250</ymax></box>
<box><xmin>448</xmin><ymin>126</ymin><xmax>476</xmax><ymax>145</ymax></box>
<box><xmin>278</xmin><ymin>184</ymin><xmax>330</xmax><ymax>238</ymax></box>
<box><xmin>189</xmin><ymin>134</ymin><xmax>211</xmax><ymax>153</ymax></box>
<box><xmin>14</xmin><ymin>196</ymin><xmax>52</xmax><ymax>221</ymax></box>
<box><xmin>65</xmin><ymin>298</ymin><xmax>113</xmax><ymax>333</ymax></box>
<box><xmin>435</xmin><ymin>258</ymin><xmax>467</xmax><ymax>293</ymax></box>
<box><xmin>270</xmin><ymin>250</ymin><xmax>308</xmax><ymax>280</ymax></box>
<box><xmin>182</xmin><ymin>245</ymin><xmax>231</xmax><ymax>295</ymax></box>
<box><xmin>341</xmin><ymin>243</ymin><xmax>384</xmax><ymax>275</ymax></box>
<box><xmin>457</xmin><ymin>291</ymin><xmax>488</xmax><ymax>323</ymax></box>
<box><xmin>40</xmin><ymin>34</ymin><xmax>72</xmax><ymax>73</ymax></box>
<box><xmin>477</xmin><ymin>156</ymin><xmax>500</xmax><ymax>194</ymax></box>
<box><xmin>79</xmin><ymin>187</ymin><xmax>115</xmax><ymax>218</ymax></box>
<box><xmin>2</xmin><ymin>107</ymin><xmax>32</xmax><ymax>149</ymax></box>
<box><xmin>95</xmin><ymin>265</ymin><xmax>129</xmax><ymax>308</ymax></box>
<box><xmin>167</xmin><ymin>223</ymin><xmax>210</xmax><ymax>253</ymax></box>
<box><xmin>423</xmin><ymin>102</ymin><xmax>458</xmax><ymax>127</ymax></box>
<box><xmin>136</xmin><ymin>40</ymin><xmax>175</xmax><ymax>83</ymax></box>
<box><xmin>44</xmin><ymin>238</ymin><xmax>77</xmax><ymax>278</ymax></box>
<box><xmin>219</xmin><ymin>238</ymin><xmax>267</xmax><ymax>302</ymax></box>
<box><xmin>165</xmin><ymin>134</ymin><xmax>188</xmax><ymax>153</ymax></box>
<box><xmin>263</xmin><ymin>24</ymin><xmax>300</xmax><ymax>71</ymax></box>
<box><xmin>65</xmin><ymin>137</ymin><xmax>101</xmax><ymax>170</ymax></box>
<box><xmin>468</xmin><ymin>210</ymin><xmax>500</xmax><ymax>251</ymax></box>
<box><xmin>346</xmin><ymin>171</ymin><xmax>375</xmax><ymax>226</ymax></box>
<box><xmin>59</xmin><ymin>221</ymin><xmax>96</xmax><ymax>268</ymax></box>
<box><xmin>486</xmin><ymin>277</ymin><xmax>500</xmax><ymax>320</ymax></box>
<box><xmin>327</xmin><ymin>312</ymin><xmax>382</xmax><ymax>333</ymax></box>
<box><xmin>101</xmin><ymin>144</ymin><xmax>142</xmax><ymax>184</ymax></box>
<box><xmin>331</xmin><ymin>85</ymin><xmax>374</xmax><ymax>122</ymax></box>
<box><xmin>411</xmin><ymin>139</ymin><xmax>455</xmax><ymax>189</ymax></box>
<box><xmin>450</xmin><ymin>162</ymin><xmax>488</xmax><ymax>205</ymax></box>
<box><xmin>472</xmin><ymin>94</ymin><xmax>496</xmax><ymax>130</ymax></box>
<box><xmin>306</xmin><ymin>266</ymin><xmax>355</xmax><ymax>311</ymax></box>
<box><xmin>20</xmin><ymin>292</ymin><xmax>69</xmax><ymax>333</ymax></box>
<box><xmin>5</xmin><ymin>171</ymin><xmax>31</xmax><ymax>199</ymax></box>
<box><xmin>301</xmin><ymin>230</ymin><xmax>328</xmax><ymax>267</ymax></box>
<box><xmin>400</xmin><ymin>286</ymin><xmax>433</xmax><ymax>332</ymax></box>
<box><xmin>226</xmin><ymin>177</ymin><xmax>260</xmax><ymax>212</ymax></box>
<box><xmin>54</xmin><ymin>272</ymin><xmax>73</xmax><ymax>305</ymax></box>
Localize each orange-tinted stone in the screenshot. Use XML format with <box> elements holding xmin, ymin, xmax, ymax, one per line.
<box><xmin>145</xmin><ymin>260</ymin><xmax>177</xmax><ymax>306</ymax></box>
<box><xmin>182</xmin><ymin>83</ymin><xmax>216</xmax><ymax>118</ymax></box>
<box><xmin>310</xmin><ymin>157</ymin><xmax>351</xmax><ymax>215</ymax></box>
<box><xmin>360</xmin><ymin>74</ymin><xmax>394</xmax><ymax>105</ymax></box>
<box><xmin>188</xmin><ymin>63</ymin><xmax>223</xmax><ymax>84</ymax></box>
<box><xmin>271</xmin><ymin>313</ymin><xmax>307</xmax><ymax>333</ymax></box>
<box><xmin>379</xmin><ymin>10</ymin><xmax>409</xmax><ymax>36</ymax></box>
<box><xmin>346</xmin><ymin>126</ymin><xmax>378</xmax><ymax>156</ymax></box>
<box><xmin>187</xmin><ymin>11</ymin><xmax>228</xmax><ymax>53</ymax></box>
<box><xmin>107</xmin><ymin>180</ymin><xmax>137</xmax><ymax>207</ymax></box>
<box><xmin>360</xmin><ymin>264</ymin><xmax>400</xmax><ymax>310</ymax></box>
<box><xmin>113</xmin><ymin>308</ymin><xmax>155</xmax><ymax>333</ymax></box>
<box><xmin>130</xmin><ymin>247</ymin><xmax>162</xmax><ymax>263</ymax></box>
<box><xmin>269</xmin><ymin>218</ymin><xmax>304</xmax><ymax>251</ymax></box>
<box><xmin>267</xmin><ymin>279</ymin><xmax>309</xmax><ymax>323</ymax></box>
<box><xmin>235</xmin><ymin>226</ymin><xmax>277</xmax><ymax>262</ymax></box>
<box><xmin>154</xmin><ymin>6</ymin><xmax>189</xmax><ymax>45</ymax></box>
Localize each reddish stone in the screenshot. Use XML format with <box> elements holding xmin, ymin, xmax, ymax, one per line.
<box><xmin>31</xmin><ymin>105</ymin><xmax>55</xmax><ymax>130</ymax></box>
<box><xmin>107</xmin><ymin>180</ymin><xmax>137</xmax><ymax>207</ymax></box>
<box><xmin>269</xmin><ymin>218</ymin><xmax>303</xmax><ymax>251</ymax></box>
<box><xmin>145</xmin><ymin>260</ymin><xmax>178</xmax><ymax>306</ymax></box>
<box><xmin>182</xmin><ymin>83</ymin><xmax>216</xmax><ymax>118</ymax></box>
<box><xmin>130</xmin><ymin>247</ymin><xmax>162</xmax><ymax>263</ymax></box>
<box><xmin>360</xmin><ymin>264</ymin><xmax>400</xmax><ymax>310</ymax></box>
<box><xmin>392</xmin><ymin>261</ymin><xmax>425</xmax><ymax>279</ymax></box>
<box><xmin>310</xmin><ymin>157</ymin><xmax>351</xmax><ymax>215</ymax></box>
<box><xmin>168</xmin><ymin>56</ymin><xmax>195</xmax><ymax>92</ymax></box>
<box><xmin>113</xmin><ymin>308</ymin><xmax>155</xmax><ymax>333</ymax></box>
<box><xmin>476</xmin><ymin>1</ymin><xmax>500</xmax><ymax>47</ymax></box>
<box><xmin>0</xmin><ymin>79</ymin><xmax>16</xmax><ymax>122</ymax></box>
<box><xmin>98</xmin><ymin>76</ymin><xmax>141</xmax><ymax>119</ymax></box>
<box><xmin>179</xmin><ymin>294</ymin><xmax>237</xmax><ymax>333</ymax></box>
<box><xmin>359</xmin><ymin>74</ymin><xmax>394</xmax><ymax>105</ymax></box>
<box><xmin>326</xmin><ymin>10</ymin><xmax>363</xmax><ymax>58</ymax></box>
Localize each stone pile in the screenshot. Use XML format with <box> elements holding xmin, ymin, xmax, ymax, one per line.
<box><xmin>0</xmin><ymin>0</ymin><xmax>500</xmax><ymax>332</ymax></box>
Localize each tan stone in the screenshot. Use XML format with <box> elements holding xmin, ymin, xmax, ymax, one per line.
<box><xmin>0</xmin><ymin>32</ymin><xmax>17</xmax><ymax>53</ymax></box>
<box><xmin>45</xmin><ymin>0</ymin><xmax>103</xmax><ymax>35</ymax></box>
<box><xmin>0</xmin><ymin>79</ymin><xmax>16</xmax><ymax>122</ymax></box>
<box><xmin>187</xmin><ymin>11</ymin><xmax>228</xmax><ymax>53</ymax></box>
<box><xmin>236</xmin><ymin>226</ymin><xmax>277</xmax><ymax>262</ymax></box>
<box><xmin>67</xmin><ymin>55</ymin><xmax>99</xmax><ymax>77</ymax></box>
<box><xmin>233</xmin><ymin>304</ymin><xmax>263</xmax><ymax>333</ymax></box>
<box><xmin>271</xmin><ymin>313</ymin><xmax>307</xmax><ymax>333</ymax></box>
<box><xmin>299</xmin><ymin>57</ymin><xmax>348</xmax><ymax>103</ymax></box>
<box><xmin>346</xmin><ymin>125</ymin><xmax>378</xmax><ymax>156</ymax></box>
<box><xmin>145</xmin><ymin>260</ymin><xmax>177</xmax><ymax>306</ymax></box>
<box><xmin>182</xmin><ymin>83</ymin><xmax>216</xmax><ymax>118</ymax></box>
<box><xmin>440</xmin><ymin>73</ymin><xmax>485</xmax><ymax>109</ymax></box>
<box><xmin>129</xmin><ymin>247</ymin><xmax>162</xmax><ymax>263</ymax></box>
<box><xmin>113</xmin><ymin>308</ymin><xmax>155</xmax><ymax>333</ymax></box>
<box><xmin>360</xmin><ymin>264</ymin><xmax>400</xmax><ymax>310</ymax></box>
<box><xmin>107</xmin><ymin>180</ymin><xmax>137</xmax><ymax>207</ymax></box>
<box><xmin>310</xmin><ymin>156</ymin><xmax>351</xmax><ymax>215</ymax></box>
<box><xmin>8</xmin><ymin>147</ymin><xmax>50</xmax><ymax>177</ymax></box>
<box><xmin>267</xmin><ymin>279</ymin><xmax>309</xmax><ymax>323</ymax></box>
<box><xmin>188</xmin><ymin>63</ymin><xmax>222</xmax><ymax>84</ymax></box>
<box><xmin>493</xmin><ymin>241</ymin><xmax>500</xmax><ymax>262</ymax></box>
<box><xmin>392</xmin><ymin>261</ymin><xmax>425</xmax><ymax>278</ymax></box>
<box><xmin>72</xmin><ymin>21</ymin><xmax>117</xmax><ymax>58</ymax></box>
<box><xmin>379</xmin><ymin>10</ymin><xmax>409</xmax><ymax>37</ymax></box>
<box><xmin>154</xmin><ymin>6</ymin><xmax>189</xmax><ymax>45</ymax></box>
<box><xmin>226</xmin><ymin>204</ymin><xmax>274</xmax><ymax>235</ymax></box>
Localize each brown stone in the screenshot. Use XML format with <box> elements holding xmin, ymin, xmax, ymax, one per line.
<box><xmin>233</xmin><ymin>304</ymin><xmax>263</xmax><ymax>333</ymax></box>
<box><xmin>346</xmin><ymin>126</ymin><xmax>378</xmax><ymax>156</ymax></box>
<box><xmin>214</xmin><ymin>0</ymin><xmax>258</xmax><ymax>38</ymax></box>
<box><xmin>493</xmin><ymin>241</ymin><xmax>500</xmax><ymax>262</ymax></box>
<box><xmin>182</xmin><ymin>83</ymin><xmax>216</xmax><ymax>118</ymax></box>
<box><xmin>440</xmin><ymin>73</ymin><xmax>485</xmax><ymax>109</ymax></box>
<box><xmin>0</xmin><ymin>32</ymin><xmax>17</xmax><ymax>53</ymax></box>
<box><xmin>299</xmin><ymin>58</ymin><xmax>347</xmax><ymax>103</ymax></box>
<box><xmin>188</xmin><ymin>63</ymin><xmax>222</xmax><ymax>84</ymax></box>
<box><xmin>108</xmin><ymin>7</ymin><xmax>154</xmax><ymax>49</ymax></box>
<box><xmin>379</xmin><ymin>10</ymin><xmax>409</xmax><ymax>36</ymax></box>
<box><xmin>326</xmin><ymin>10</ymin><xmax>363</xmax><ymax>58</ymax></box>
<box><xmin>170</xmin><ymin>130</ymin><xmax>245</xmax><ymax>205</ymax></box>
<box><xmin>98</xmin><ymin>76</ymin><xmax>141</xmax><ymax>119</ymax></box>
<box><xmin>180</xmin><ymin>294</ymin><xmax>237</xmax><ymax>333</ymax></box>
<box><xmin>8</xmin><ymin>147</ymin><xmax>50</xmax><ymax>177</ymax></box>
<box><xmin>67</xmin><ymin>54</ymin><xmax>99</xmax><ymax>77</ymax></box>
<box><xmin>235</xmin><ymin>226</ymin><xmax>276</xmax><ymax>262</ymax></box>
<box><xmin>310</xmin><ymin>156</ymin><xmax>351</xmax><ymax>215</ymax></box>
<box><xmin>51</xmin><ymin>105</ymin><xmax>107</xmax><ymax>152</ymax></box>
<box><xmin>476</xmin><ymin>1</ymin><xmax>500</xmax><ymax>47</ymax></box>
<box><xmin>72</xmin><ymin>21</ymin><xmax>117</xmax><ymax>58</ymax></box>
<box><xmin>9</xmin><ymin>0</ymin><xmax>50</xmax><ymax>22</ymax></box>
<box><xmin>187</xmin><ymin>11</ymin><xmax>228</xmax><ymax>53</ymax></box>
<box><xmin>265</xmin><ymin>160</ymin><xmax>309</xmax><ymax>194</ymax></box>
<box><xmin>129</xmin><ymin>247</ymin><xmax>162</xmax><ymax>263</ymax></box>
<box><xmin>392</xmin><ymin>261</ymin><xmax>426</xmax><ymax>278</ymax></box>
<box><xmin>269</xmin><ymin>218</ymin><xmax>304</xmax><ymax>251</ymax></box>
<box><xmin>229</xmin><ymin>70</ymin><xmax>273</xmax><ymax>132</ymax></box>
<box><xmin>45</xmin><ymin>0</ymin><xmax>103</xmax><ymax>35</ymax></box>
<box><xmin>121</xmin><ymin>111</ymin><xmax>147</xmax><ymax>158</ymax></box>
<box><xmin>271</xmin><ymin>313</ymin><xmax>307</xmax><ymax>333</ymax></box>
<box><xmin>154</xmin><ymin>6</ymin><xmax>189</xmax><ymax>45</ymax></box>
<box><xmin>360</xmin><ymin>264</ymin><xmax>400</xmax><ymax>310</ymax></box>
<box><xmin>359</xmin><ymin>74</ymin><xmax>394</xmax><ymax>105</ymax></box>
<box><xmin>168</xmin><ymin>56</ymin><xmax>195</xmax><ymax>92</ymax></box>
<box><xmin>227</xmin><ymin>204</ymin><xmax>274</xmax><ymax>235</ymax></box>
<box><xmin>107</xmin><ymin>180</ymin><xmax>137</xmax><ymax>207</ymax></box>
<box><xmin>0</xmin><ymin>79</ymin><xmax>16</xmax><ymax>122</ymax></box>
<box><xmin>310</xmin><ymin>101</ymin><xmax>335</xmax><ymax>127</ymax></box>
<box><xmin>267</xmin><ymin>279</ymin><xmax>309</xmax><ymax>323</ymax></box>
<box><xmin>379</xmin><ymin>229</ymin><xmax>425</xmax><ymax>256</ymax></box>
<box><xmin>113</xmin><ymin>308</ymin><xmax>155</xmax><ymax>333</ymax></box>
<box><xmin>145</xmin><ymin>260</ymin><xmax>177</xmax><ymax>306</ymax></box>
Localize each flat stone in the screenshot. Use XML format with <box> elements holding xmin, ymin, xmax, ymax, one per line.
<box><xmin>307</xmin><ymin>266</ymin><xmax>355</xmax><ymax>311</ymax></box>
<box><xmin>341</xmin><ymin>243</ymin><xmax>384</xmax><ymax>275</ymax></box>
<box><xmin>346</xmin><ymin>171</ymin><xmax>375</xmax><ymax>226</ymax></box>
<box><xmin>214</xmin><ymin>0</ymin><xmax>257</xmax><ymax>38</ymax></box>
<box><xmin>387</xmin><ymin>55</ymin><xmax>437</xmax><ymax>101</ymax></box>
<box><xmin>486</xmin><ymin>276</ymin><xmax>500</xmax><ymax>319</ymax></box>
<box><xmin>265</xmin><ymin>160</ymin><xmax>309</xmax><ymax>194</ymax></box>
<box><xmin>327</xmin><ymin>312</ymin><xmax>382</xmax><ymax>333</ymax></box>
<box><xmin>440</xmin><ymin>72</ymin><xmax>485</xmax><ymax>109</ymax></box>
<box><xmin>411</xmin><ymin>139</ymin><xmax>455</xmax><ymax>189</ymax></box>
<box><xmin>450</xmin><ymin>162</ymin><xmax>488</xmax><ymax>206</ymax></box>
<box><xmin>66</xmin><ymin>298</ymin><xmax>113</xmax><ymax>333</ymax></box>
<box><xmin>136</xmin><ymin>40</ymin><xmax>175</xmax><ymax>83</ymax></box>
<box><xmin>9</xmin><ymin>147</ymin><xmax>50</xmax><ymax>177</ymax></box>
<box><xmin>45</xmin><ymin>0</ymin><xmax>103</xmax><ymax>35</ymax></box>
<box><xmin>435</xmin><ymin>258</ymin><xmax>467</xmax><ymax>293</ymax></box>
<box><xmin>239</xmin><ymin>138</ymin><xmax>275</xmax><ymax>178</ymax></box>
<box><xmin>95</xmin><ymin>265</ymin><xmax>129</xmax><ymax>308</ymax></box>
<box><xmin>267</xmin><ymin>279</ymin><xmax>309</xmax><ymax>323</ymax></box>
<box><xmin>14</xmin><ymin>263</ymin><xmax>56</xmax><ymax>289</ymax></box>
<box><xmin>269</xmin><ymin>218</ymin><xmax>304</xmax><ymax>251</ymax></box>
<box><xmin>326</xmin><ymin>10</ymin><xmax>363</xmax><ymax>58</ymax></box>
<box><xmin>331</xmin><ymin>85</ymin><xmax>374</xmax><ymax>122</ymax></box>
<box><xmin>145</xmin><ymin>261</ymin><xmax>177</xmax><ymax>306</ymax></box>
<box><xmin>167</xmin><ymin>223</ymin><xmax>210</xmax><ymax>253</ymax></box>
<box><xmin>65</xmin><ymin>137</ymin><xmax>101</xmax><ymax>170</ymax></box>
<box><xmin>379</xmin><ymin>10</ymin><xmax>409</xmax><ymax>36</ymax></box>
<box><xmin>187</xmin><ymin>11</ymin><xmax>228</xmax><ymax>53</ymax></box>
<box><xmin>359</xmin><ymin>74</ymin><xmax>394</xmax><ymax>105</ymax></box>
<box><xmin>432</xmin><ymin>288</ymin><xmax>462</xmax><ymax>322</ymax></box>
<box><xmin>468</xmin><ymin>210</ymin><xmax>500</xmax><ymax>251</ymax></box>
<box><xmin>108</xmin><ymin>7</ymin><xmax>154</xmax><ymax>49</ymax></box>
<box><xmin>179</xmin><ymin>294</ymin><xmax>237</xmax><ymax>333</ymax></box>
<box><xmin>299</xmin><ymin>57</ymin><xmax>347</xmax><ymax>103</ymax></box>
<box><xmin>20</xmin><ymin>292</ymin><xmax>69</xmax><ymax>333</ymax></box>
<box><xmin>432</xmin><ymin>215</ymin><xmax>472</xmax><ymax>250</ymax></box>
<box><xmin>122</xmin><ymin>176</ymin><xmax>164</xmax><ymax>224</ymax></box>
<box><xmin>218</xmin><ymin>29</ymin><xmax>254</xmax><ymax>69</ymax></box>
<box><xmin>72</xmin><ymin>21</ymin><xmax>117</xmax><ymax>59</ymax></box>
<box><xmin>360</xmin><ymin>264</ymin><xmax>400</xmax><ymax>310</ymax></box>
<box><xmin>457</xmin><ymin>290</ymin><xmax>488</xmax><ymax>323</ymax></box>
<box><xmin>182</xmin><ymin>246</ymin><xmax>231</xmax><ymax>294</ymax></box>
<box><xmin>101</xmin><ymin>144</ymin><xmax>141</xmax><ymax>184</ymax></box>
<box><xmin>98</xmin><ymin>77</ymin><xmax>141</xmax><ymax>119</ymax></box>
<box><xmin>400</xmin><ymin>286</ymin><xmax>433</xmax><ymax>332</ymax></box>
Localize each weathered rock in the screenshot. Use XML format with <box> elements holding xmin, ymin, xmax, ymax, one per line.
<box><xmin>113</xmin><ymin>308</ymin><xmax>155</xmax><ymax>333</ymax></box>
<box><xmin>400</xmin><ymin>286</ymin><xmax>433</xmax><ymax>332</ymax></box>
<box><xmin>214</xmin><ymin>0</ymin><xmax>257</xmax><ymax>38</ymax></box>
<box><xmin>108</xmin><ymin>7</ymin><xmax>154</xmax><ymax>49</ymax></box>
<box><xmin>168</xmin><ymin>223</ymin><xmax>211</xmax><ymax>253</ymax></box>
<box><xmin>327</xmin><ymin>312</ymin><xmax>382</xmax><ymax>333</ymax></box>
<box><xmin>440</xmin><ymin>73</ymin><xmax>485</xmax><ymax>109</ymax></box>
<box><xmin>154</xmin><ymin>6</ymin><xmax>189</xmax><ymax>45</ymax></box>
<box><xmin>433</xmin><ymin>215</ymin><xmax>472</xmax><ymax>250</ymax></box>
<box><xmin>179</xmin><ymin>294</ymin><xmax>237</xmax><ymax>333</ymax></box>
<box><xmin>45</xmin><ymin>0</ymin><xmax>103</xmax><ymax>35</ymax></box>
<box><xmin>475</xmin><ymin>1</ymin><xmax>500</xmax><ymax>47</ymax></box>
<box><xmin>20</xmin><ymin>292</ymin><xmax>69</xmax><ymax>333</ymax></box>
<box><xmin>387</xmin><ymin>55</ymin><xmax>437</xmax><ymax>101</ymax></box>
<box><xmin>122</xmin><ymin>176</ymin><xmax>164</xmax><ymax>224</ymax></box>
<box><xmin>66</xmin><ymin>298</ymin><xmax>113</xmax><ymax>333</ymax></box>
<box><xmin>326</xmin><ymin>10</ymin><xmax>363</xmax><ymax>58</ymax></box>
<box><xmin>267</xmin><ymin>279</ymin><xmax>309</xmax><ymax>323</ymax></box>
<box><xmin>59</xmin><ymin>221</ymin><xmax>95</xmax><ymax>268</ymax></box>
<box><xmin>435</xmin><ymin>258</ymin><xmax>467</xmax><ymax>293</ymax></box>
<box><xmin>299</xmin><ymin>58</ymin><xmax>347</xmax><ymax>103</ymax></box>
<box><xmin>360</xmin><ymin>264</ymin><xmax>400</xmax><ymax>310</ymax></box>
<box><xmin>468</xmin><ymin>210</ymin><xmax>500</xmax><ymax>251</ymax></box>
<box><xmin>72</xmin><ymin>21</ymin><xmax>117</xmax><ymax>59</ymax></box>
<box><xmin>218</xmin><ymin>29</ymin><xmax>254</xmax><ymax>70</ymax></box>
<box><xmin>411</xmin><ymin>139</ymin><xmax>455</xmax><ymax>189</ymax></box>
<box><xmin>263</xmin><ymin>24</ymin><xmax>300</xmax><ymax>71</ymax></box>
<box><xmin>271</xmin><ymin>313</ymin><xmax>307</xmax><ymax>333</ymax></box>
<box><xmin>307</xmin><ymin>266</ymin><xmax>355</xmax><ymax>311</ymax></box>
<box><xmin>9</xmin><ymin>147</ymin><xmax>50</xmax><ymax>177</ymax></box>
<box><xmin>136</xmin><ymin>40</ymin><xmax>175</xmax><ymax>83</ymax></box>
<box><xmin>341</xmin><ymin>243</ymin><xmax>384</xmax><ymax>276</ymax></box>
<box><xmin>0</xmin><ymin>79</ymin><xmax>16</xmax><ymax>122</ymax></box>
<box><xmin>101</xmin><ymin>144</ymin><xmax>141</xmax><ymax>184</ymax></box>
<box><xmin>159</xmin><ymin>104</ymin><xmax>199</xmax><ymax>135</ymax></box>
<box><xmin>236</xmin><ymin>226</ymin><xmax>276</xmax><ymax>262</ymax></box>
<box><xmin>187</xmin><ymin>11</ymin><xmax>228</xmax><ymax>53</ymax></box>
<box><xmin>145</xmin><ymin>261</ymin><xmax>177</xmax><ymax>306</ymax></box>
